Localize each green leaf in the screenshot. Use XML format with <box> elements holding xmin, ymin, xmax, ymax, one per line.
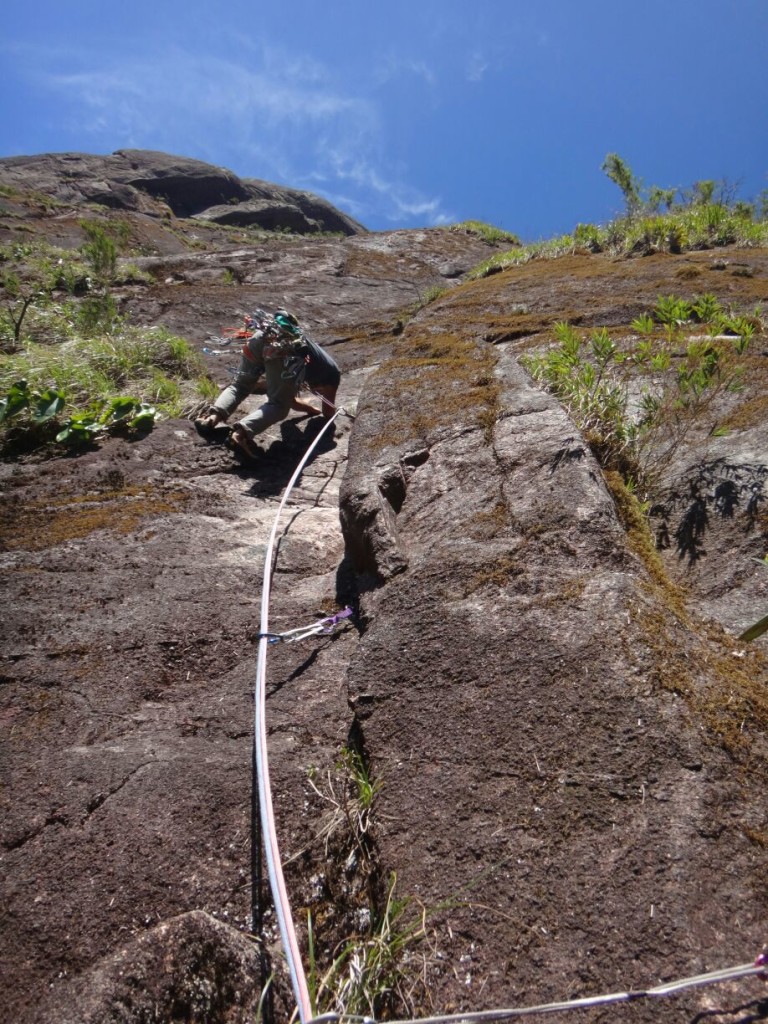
<box><xmin>738</xmin><ymin>613</ymin><xmax>768</xmax><ymax>643</ymax></box>
<box><xmin>691</xmin><ymin>293</ymin><xmax>723</xmax><ymax>324</ymax></box>
<box><xmin>631</xmin><ymin>314</ymin><xmax>654</xmax><ymax>337</ymax></box>
<box><xmin>31</xmin><ymin>388</ymin><xmax>66</xmax><ymax>423</ymax></box>
<box><xmin>56</xmin><ymin>412</ymin><xmax>103</xmax><ymax>445</ymax></box>
<box><xmin>101</xmin><ymin>395</ymin><xmax>140</xmax><ymax>424</ymax></box>
<box><xmin>130</xmin><ymin>404</ymin><xmax>157</xmax><ymax>430</ymax></box>
<box><xmin>590</xmin><ymin>327</ymin><xmax>616</xmax><ymax>366</ymax></box>
<box><xmin>650</xmin><ymin>350</ymin><xmax>671</xmax><ymax>372</ymax></box>
<box><xmin>0</xmin><ymin>380</ymin><xmax>31</xmax><ymax>423</ymax></box>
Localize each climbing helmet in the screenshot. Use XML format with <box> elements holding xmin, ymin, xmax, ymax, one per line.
<box><xmin>273</xmin><ymin>309</ymin><xmax>301</xmax><ymax>337</ymax></box>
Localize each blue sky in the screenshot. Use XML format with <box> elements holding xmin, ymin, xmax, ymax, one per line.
<box><xmin>2</xmin><ymin>1</ymin><xmax>767</xmax><ymax>240</ymax></box>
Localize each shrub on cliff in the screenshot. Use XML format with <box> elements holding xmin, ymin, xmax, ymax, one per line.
<box><xmin>469</xmin><ymin>160</ymin><xmax>768</xmax><ymax>278</ymax></box>
<box><xmin>522</xmin><ymin>295</ymin><xmax>762</xmax><ymax>493</ymax></box>
<box><xmin>0</xmin><ymin>327</ymin><xmax>212</xmax><ymax>456</ymax></box>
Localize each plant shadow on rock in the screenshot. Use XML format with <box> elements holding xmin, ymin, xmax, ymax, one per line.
<box><xmin>651</xmin><ymin>459</ymin><xmax>767</xmax><ymax>563</ymax></box>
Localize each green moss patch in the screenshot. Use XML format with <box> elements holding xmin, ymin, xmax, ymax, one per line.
<box><xmin>0</xmin><ymin>483</ymin><xmax>191</xmax><ymax>551</ymax></box>
<box><xmin>369</xmin><ymin>330</ymin><xmax>501</xmax><ymax>450</ymax></box>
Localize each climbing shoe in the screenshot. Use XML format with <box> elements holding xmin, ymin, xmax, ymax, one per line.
<box><xmin>194</xmin><ymin>410</ymin><xmax>224</xmax><ymax>436</ymax></box>
<box><xmin>229</xmin><ymin>426</ymin><xmax>261</xmax><ymax>460</ymax></box>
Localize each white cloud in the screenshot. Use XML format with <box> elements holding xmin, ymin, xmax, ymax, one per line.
<box><xmin>373</xmin><ymin>53</ymin><xmax>437</xmax><ymax>89</ymax></box>
<box><xmin>45</xmin><ymin>53</ymin><xmax>371</xmax><ymax>147</ymax></box>
<box><xmin>466</xmin><ymin>51</ymin><xmax>489</xmax><ymax>83</ymax></box>
<box><xmin>322</xmin><ymin>150</ymin><xmax>451</xmax><ymax>225</ymax></box>
<box><xmin>24</xmin><ymin>45</ymin><xmax>450</xmax><ymax>227</ymax></box>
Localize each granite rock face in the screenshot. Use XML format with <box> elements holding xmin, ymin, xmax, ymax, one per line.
<box><xmin>340</xmin><ymin>331</ymin><xmax>768</xmax><ymax>1018</ymax></box>
<box><xmin>1</xmin><ymin>154</ymin><xmax>766</xmax><ymax>1023</ymax></box>
<box><xmin>0</xmin><ymin>149</ymin><xmax>366</xmax><ymax>233</ymax></box>
<box><xmin>35</xmin><ymin>912</ymin><xmax>265</xmax><ymax>1024</ymax></box>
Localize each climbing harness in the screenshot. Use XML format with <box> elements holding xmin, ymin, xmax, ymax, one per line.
<box><xmin>264</xmin><ymin>335</ymin><xmax>304</xmax><ymax>361</ymax></box>
<box><xmin>257</xmin><ymin>607</ymin><xmax>352</xmax><ymax>644</ymax></box>
<box><xmin>281</xmin><ymin>352</ymin><xmax>310</xmax><ymax>383</ymax></box>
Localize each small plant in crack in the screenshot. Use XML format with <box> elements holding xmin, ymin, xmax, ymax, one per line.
<box><xmin>305</xmin><ymin>745</ymin><xmax>381</xmax><ymax>861</ymax></box>
<box><xmin>300</xmin><ymin>747</ymin><xmax>436</xmax><ymax>1020</ymax></box>
<box><xmin>307</xmin><ymin>872</ymin><xmax>433</xmax><ymax>1021</ymax></box>
<box><xmin>339</xmin><ymin>745</ymin><xmax>380</xmax><ymax>813</ymax></box>
<box><xmin>522</xmin><ymin>298</ymin><xmax>758</xmax><ymax>496</ymax></box>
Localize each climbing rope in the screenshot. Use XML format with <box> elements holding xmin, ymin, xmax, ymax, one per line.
<box><xmin>251</xmin><ymin>406</ymin><xmax>766</xmax><ymax>1024</ymax></box>
<box><xmin>304</xmin><ymin>951</ymin><xmax>767</xmax><ymax>1023</ymax></box>
<box><xmin>254</xmin><ymin>407</ymin><xmax>343</xmax><ymax>1024</ymax></box>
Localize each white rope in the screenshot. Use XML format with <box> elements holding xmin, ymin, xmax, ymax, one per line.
<box><xmin>250</xmin><ymin>409</ymin><xmax>766</xmax><ymax>1024</ymax></box>
<box><xmin>254</xmin><ymin>409</ymin><xmax>343</xmax><ymax>1024</ymax></box>
<box><xmin>303</xmin><ymin>957</ymin><xmax>766</xmax><ymax>1024</ymax></box>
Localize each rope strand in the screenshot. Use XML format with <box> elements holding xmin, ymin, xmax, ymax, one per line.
<box><xmin>251</xmin><ymin>409</ymin><xmax>766</xmax><ymax>1024</ymax></box>
<box><xmin>255</xmin><ymin>409</ymin><xmax>343</xmax><ymax>1024</ymax></box>
<box><xmin>305</xmin><ymin>958</ymin><xmax>766</xmax><ymax>1024</ymax></box>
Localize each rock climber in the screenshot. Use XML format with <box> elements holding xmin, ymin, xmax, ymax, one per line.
<box><xmin>195</xmin><ymin>308</ymin><xmax>340</xmax><ymax>459</ymax></box>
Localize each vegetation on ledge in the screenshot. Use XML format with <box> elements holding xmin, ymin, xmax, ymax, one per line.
<box><xmin>469</xmin><ymin>155</ymin><xmax>768</xmax><ymax>279</ymax></box>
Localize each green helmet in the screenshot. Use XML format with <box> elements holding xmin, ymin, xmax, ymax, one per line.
<box><xmin>274</xmin><ymin>309</ymin><xmax>301</xmax><ymax>336</ymax></box>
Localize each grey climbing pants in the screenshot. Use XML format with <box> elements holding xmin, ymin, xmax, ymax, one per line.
<box><xmin>212</xmin><ymin>356</ymin><xmax>298</xmax><ymax>437</ymax></box>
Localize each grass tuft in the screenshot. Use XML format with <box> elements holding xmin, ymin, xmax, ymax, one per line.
<box><xmin>448</xmin><ymin>221</ymin><xmax>521</xmax><ymax>245</ymax></box>
<box><xmin>0</xmin><ymin>326</ymin><xmax>213</xmax><ymax>455</ymax></box>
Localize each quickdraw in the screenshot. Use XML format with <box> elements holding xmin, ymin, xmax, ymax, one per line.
<box><xmin>257</xmin><ymin>607</ymin><xmax>353</xmax><ymax>644</ymax></box>
<box><xmin>215</xmin><ymin>308</ymin><xmax>279</xmax><ymax>345</ymax></box>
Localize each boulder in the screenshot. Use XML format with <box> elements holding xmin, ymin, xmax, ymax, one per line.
<box><xmin>0</xmin><ymin>150</ymin><xmax>365</xmax><ymax>233</ymax></box>
<box><xmin>37</xmin><ymin>912</ymin><xmax>266</xmax><ymax>1024</ymax></box>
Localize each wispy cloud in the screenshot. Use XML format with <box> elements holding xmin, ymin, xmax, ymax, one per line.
<box><xmin>16</xmin><ymin>44</ymin><xmax>448</xmax><ymax>228</ymax></box>
<box><xmin>320</xmin><ymin>148</ymin><xmax>452</xmax><ymax>226</ymax></box>
<box><xmin>373</xmin><ymin>53</ymin><xmax>438</xmax><ymax>89</ymax></box>
<box><xmin>42</xmin><ymin>53</ymin><xmax>371</xmax><ymax>155</ymax></box>
<box><xmin>466</xmin><ymin>51</ymin><xmax>489</xmax><ymax>83</ymax></box>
